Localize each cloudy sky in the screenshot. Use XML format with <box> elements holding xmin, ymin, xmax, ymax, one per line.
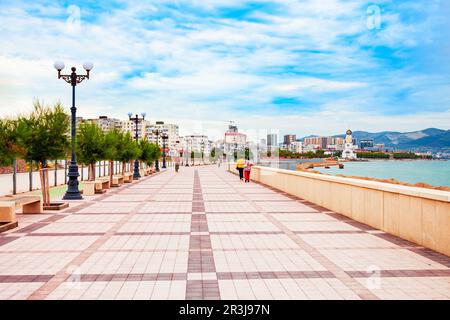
<box><xmin>0</xmin><ymin>0</ymin><xmax>449</xmax><ymax>140</ymax></box>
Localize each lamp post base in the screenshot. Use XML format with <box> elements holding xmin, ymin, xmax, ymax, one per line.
<box><xmin>133</xmin><ymin>159</ymin><xmax>141</xmax><ymax>180</ymax></box>
<box><xmin>63</xmin><ymin>163</ymin><xmax>82</xmax><ymax>200</ymax></box>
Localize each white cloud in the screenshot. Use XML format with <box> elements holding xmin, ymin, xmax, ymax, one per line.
<box><xmin>0</xmin><ymin>0</ymin><xmax>449</xmax><ymax>139</ymax></box>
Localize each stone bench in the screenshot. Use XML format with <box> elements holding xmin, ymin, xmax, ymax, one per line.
<box><xmin>123</xmin><ymin>172</ymin><xmax>133</xmax><ymax>183</ymax></box>
<box><xmin>95</xmin><ymin>178</ymin><xmax>110</xmax><ymax>193</ymax></box>
<box><xmin>0</xmin><ymin>196</ymin><xmax>43</xmax><ymax>223</ymax></box>
<box><xmin>111</xmin><ymin>175</ymin><xmax>124</xmax><ymax>187</ymax></box>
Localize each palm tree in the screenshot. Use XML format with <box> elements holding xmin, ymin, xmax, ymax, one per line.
<box><xmin>17</xmin><ymin>101</ymin><xmax>70</xmax><ymax>206</ymax></box>
<box><xmin>76</xmin><ymin>122</ymin><xmax>105</xmax><ymax>181</ymax></box>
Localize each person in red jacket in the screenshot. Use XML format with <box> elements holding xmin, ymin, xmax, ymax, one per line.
<box><xmin>243</xmin><ymin>161</ymin><xmax>253</xmax><ymax>183</ymax></box>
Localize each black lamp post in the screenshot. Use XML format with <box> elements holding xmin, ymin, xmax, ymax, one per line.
<box><xmin>185</xmin><ymin>138</ymin><xmax>189</xmax><ymax>167</ymax></box>
<box><xmin>54</xmin><ymin>61</ymin><xmax>93</xmax><ymax>201</ymax></box>
<box><xmin>201</xmin><ymin>140</ymin><xmax>205</xmax><ymax>165</ymax></box>
<box><xmin>161</xmin><ymin>133</ymin><xmax>168</xmax><ymax>169</ymax></box>
<box><xmin>128</xmin><ymin>112</ymin><xmax>146</xmax><ymax>180</ymax></box>
<box><xmin>152</xmin><ymin>128</ymin><xmax>161</xmax><ymax>172</ymax></box>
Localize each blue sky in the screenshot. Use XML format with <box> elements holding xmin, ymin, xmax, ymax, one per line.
<box><xmin>0</xmin><ymin>0</ymin><xmax>449</xmax><ymax>140</ymax></box>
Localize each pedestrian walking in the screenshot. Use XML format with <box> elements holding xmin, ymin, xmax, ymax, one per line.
<box><xmin>175</xmin><ymin>157</ymin><xmax>180</xmax><ymax>173</ymax></box>
<box><xmin>243</xmin><ymin>160</ymin><xmax>253</xmax><ymax>183</ymax></box>
<box><xmin>236</xmin><ymin>158</ymin><xmax>246</xmax><ymax>181</ymax></box>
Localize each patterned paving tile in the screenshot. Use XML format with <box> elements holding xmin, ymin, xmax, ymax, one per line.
<box><xmin>0</xmin><ymin>165</ymin><xmax>448</xmax><ymax>300</ymax></box>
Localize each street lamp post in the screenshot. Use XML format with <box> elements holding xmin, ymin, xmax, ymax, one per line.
<box><xmin>201</xmin><ymin>140</ymin><xmax>205</xmax><ymax>165</ymax></box>
<box><xmin>190</xmin><ymin>140</ymin><xmax>194</xmax><ymax>166</ymax></box>
<box><xmin>152</xmin><ymin>128</ymin><xmax>161</xmax><ymax>172</ymax></box>
<box><xmin>128</xmin><ymin>112</ymin><xmax>146</xmax><ymax>180</ymax></box>
<box><xmin>54</xmin><ymin>61</ymin><xmax>93</xmax><ymax>201</ymax></box>
<box><xmin>161</xmin><ymin>133</ymin><xmax>168</xmax><ymax>169</ymax></box>
<box><xmin>185</xmin><ymin>137</ymin><xmax>190</xmax><ymax>167</ymax></box>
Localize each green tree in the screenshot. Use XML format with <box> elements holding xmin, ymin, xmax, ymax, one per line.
<box><xmin>149</xmin><ymin>143</ymin><xmax>162</xmax><ymax>167</ymax></box>
<box><xmin>116</xmin><ymin>131</ymin><xmax>141</xmax><ymax>174</ymax></box>
<box><xmin>18</xmin><ymin>101</ymin><xmax>70</xmax><ymax>206</ymax></box>
<box><xmin>104</xmin><ymin>128</ymin><xmax>121</xmax><ymax>184</ymax></box>
<box><xmin>139</xmin><ymin>139</ymin><xmax>153</xmax><ymax>167</ymax></box>
<box><xmin>76</xmin><ymin>122</ymin><xmax>105</xmax><ymax>181</ymax></box>
<box><xmin>0</xmin><ymin>119</ymin><xmax>24</xmax><ymax>166</ymax></box>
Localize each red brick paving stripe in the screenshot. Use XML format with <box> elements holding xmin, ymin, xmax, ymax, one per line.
<box><xmin>372</xmin><ymin>233</ymin><xmax>422</xmax><ymax>248</ymax></box>
<box><xmin>62</xmin><ymin>201</ymin><xmax>96</xmax><ymax>213</ymax></box>
<box><xmin>209</xmin><ymin>231</ymin><xmax>284</xmax><ymax>235</ymax></box>
<box><xmin>114</xmin><ymin>232</ymin><xmax>191</xmax><ymax>236</ymax></box>
<box><xmin>408</xmin><ymin>248</ymin><xmax>450</xmax><ymax>268</ymax></box>
<box><xmin>216</xmin><ymin>271</ymin><xmax>335</xmax><ymax>280</ymax></box>
<box><xmin>40</xmin><ymin>215</ymin><xmax>66</xmax><ymax>223</ymax></box>
<box><xmin>13</xmin><ymin>223</ymin><xmax>47</xmax><ymax>234</ymax></box>
<box><xmin>0</xmin><ymin>275</ymin><xmax>54</xmax><ymax>283</ymax></box>
<box><xmin>27</xmin><ymin>232</ymin><xmax>106</xmax><ymax>237</ymax></box>
<box><xmin>76</xmin><ymin>273</ymin><xmax>188</xmax><ymax>282</ymax></box>
<box><xmin>293</xmin><ymin>230</ymin><xmax>366</xmax><ymax>235</ymax></box>
<box><xmin>346</xmin><ymin>269</ymin><xmax>450</xmax><ymax>278</ymax></box>
<box><xmin>186</xmin><ymin>280</ymin><xmax>220</xmax><ymax>300</ymax></box>
<box><xmin>185</xmin><ymin>170</ymin><xmax>220</xmax><ymax>300</ymax></box>
<box><xmin>73</xmin><ymin>211</ymin><xmax>132</xmax><ymax>215</ymax></box>
<box><xmin>0</xmin><ymin>236</ymin><xmax>20</xmax><ymax>246</ymax></box>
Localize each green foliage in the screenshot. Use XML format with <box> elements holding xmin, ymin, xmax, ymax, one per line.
<box><xmin>76</xmin><ymin>122</ymin><xmax>105</xmax><ymax>166</ymax></box>
<box><xmin>149</xmin><ymin>143</ymin><xmax>161</xmax><ymax>163</ymax></box>
<box><xmin>357</xmin><ymin>152</ymin><xmax>390</xmax><ymax>159</ymax></box>
<box><xmin>116</xmin><ymin>131</ymin><xmax>141</xmax><ymax>163</ymax></box>
<box><xmin>393</xmin><ymin>152</ymin><xmax>419</xmax><ymax>159</ymax></box>
<box><xmin>103</xmin><ymin>128</ymin><xmax>121</xmax><ymax>161</ymax></box>
<box><xmin>210</xmin><ymin>147</ymin><xmax>224</xmax><ymax>162</ymax></box>
<box><xmin>278</xmin><ymin>149</ymin><xmax>328</xmax><ymax>159</ymax></box>
<box><xmin>17</xmin><ymin>101</ymin><xmax>70</xmax><ymax>167</ymax></box>
<box><xmin>0</xmin><ymin>119</ymin><xmax>23</xmax><ymax>166</ymax></box>
<box><xmin>139</xmin><ymin>139</ymin><xmax>154</xmax><ymax>165</ymax></box>
<box><xmin>244</xmin><ymin>148</ymin><xmax>253</xmax><ymax>160</ymax></box>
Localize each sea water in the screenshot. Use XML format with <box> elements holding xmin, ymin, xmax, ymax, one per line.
<box><xmin>263</xmin><ymin>159</ymin><xmax>450</xmax><ymax>187</ymax></box>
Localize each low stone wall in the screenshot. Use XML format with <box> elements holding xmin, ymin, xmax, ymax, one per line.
<box><xmin>241</xmin><ymin>166</ymin><xmax>450</xmax><ymax>257</ymax></box>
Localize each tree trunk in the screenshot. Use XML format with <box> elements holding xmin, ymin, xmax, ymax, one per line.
<box><xmin>91</xmin><ymin>163</ymin><xmax>95</xmax><ymax>181</ymax></box>
<box><xmin>109</xmin><ymin>160</ymin><xmax>114</xmax><ymax>185</ymax></box>
<box><xmin>122</xmin><ymin>162</ymin><xmax>126</xmax><ymax>174</ymax></box>
<box><xmin>39</xmin><ymin>167</ymin><xmax>50</xmax><ymax>206</ymax></box>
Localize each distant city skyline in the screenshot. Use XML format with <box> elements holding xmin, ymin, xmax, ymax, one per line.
<box><xmin>1</xmin><ymin>1</ymin><xmax>450</xmax><ymax>139</ymax></box>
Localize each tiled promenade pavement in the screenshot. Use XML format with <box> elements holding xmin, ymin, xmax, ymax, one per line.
<box><xmin>0</xmin><ymin>165</ymin><xmax>449</xmax><ymax>300</ymax></box>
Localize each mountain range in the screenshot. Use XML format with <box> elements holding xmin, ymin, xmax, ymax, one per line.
<box><xmin>304</xmin><ymin>128</ymin><xmax>450</xmax><ymax>152</ymax></box>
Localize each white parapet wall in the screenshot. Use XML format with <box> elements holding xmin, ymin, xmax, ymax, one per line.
<box><xmin>235</xmin><ymin>165</ymin><xmax>450</xmax><ymax>257</ymax></box>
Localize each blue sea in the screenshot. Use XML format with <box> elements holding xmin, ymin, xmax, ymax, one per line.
<box><xmin>262</xmin><ymin>159</ymin><xmax>450</xmax><ymax>187</ymax></box>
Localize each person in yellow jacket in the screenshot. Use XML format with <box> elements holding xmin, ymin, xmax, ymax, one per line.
<box><xmin>236</xmin><ymin>158</ymin><xmax>246</xmax><ymax>181</ymax></box>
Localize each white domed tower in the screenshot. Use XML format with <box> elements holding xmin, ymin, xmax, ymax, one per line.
<box><xmin>342</xmin><ymin>129</ymin><xmax>357</xmax><ymax>160</ymax></box>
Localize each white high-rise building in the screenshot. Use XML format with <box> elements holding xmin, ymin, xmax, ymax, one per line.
<box><xmin>146</xmin><ymin>122</ymin><xmax>180</xmax><ymax>156</ymax></box>
<box><xmin>224</xmin><ymin>123</ymin><xmax>247</xmax><ymax>155</ymax></box>
<box><xmin>182</xmin><ymin>134</ymin><xmax>213</xmax><ymax>163</ymax></box>
<box><xmin>119</xmin><ymin>119</ymin><xmax>150</xmax><ymax>140</ymax></box>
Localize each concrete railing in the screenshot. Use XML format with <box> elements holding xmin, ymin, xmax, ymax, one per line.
<box><xmin>240</xmin><ymin>166</ymin><xmax>450</xmax><ymax>257</ymax></box>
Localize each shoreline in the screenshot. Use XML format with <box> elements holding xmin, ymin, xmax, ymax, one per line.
<box><xmin>260</xmin><ymin>158</ymin><xmax>450</xmax><ymax>191</ymax></box>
